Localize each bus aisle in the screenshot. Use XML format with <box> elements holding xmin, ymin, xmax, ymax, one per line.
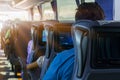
<box><xmin>0</xmin><ymin>50</ymin><xmax>22</xmax><ymax>80</ymax></box>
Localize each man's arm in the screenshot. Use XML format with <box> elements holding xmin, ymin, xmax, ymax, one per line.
<box><xmin>26</xmin><ymin>61</ymin><xmax>38</xmax><ymax>70</ymax></box>
<box><xmin>27</xmin><ymin>56</ymin><xmax>44</xmax><ymax>70</ymax></box>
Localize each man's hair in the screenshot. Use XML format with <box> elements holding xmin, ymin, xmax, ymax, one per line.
<box><xmin>75</xmin><ymin>2</ymin><xmax>105</xmax><ymax>21</ymax></box>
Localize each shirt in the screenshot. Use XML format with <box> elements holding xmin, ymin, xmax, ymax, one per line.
<box><xmin>27</xmin><ymin>40</ymin><xmax>33</xmax><ymax>64</ymax></box>
<box><xmin>43</xmin><ymin>48</ymin><xmax>74</xmax><ymax>80</ymax></box>
<box><xmin>37</xmin><ymin>56</ymin><xmax>45</xmax><ymax>68</ymax></box>
<box><xmin>5</xmin><ymin>29</ymin><xmax>11</xmax><ymax>39</ymax></box>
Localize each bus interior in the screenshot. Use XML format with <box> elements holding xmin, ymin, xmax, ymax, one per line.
<box><xmin>0</xmin><ymin>0</ymin><xmax>120</xmax><ymax>80</ymax></box>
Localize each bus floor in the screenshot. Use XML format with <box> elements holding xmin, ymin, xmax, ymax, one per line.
<box><xmin>0</xmin><ymin>50</ymin><xmax>22</xmax><ymax>80</ymax></box>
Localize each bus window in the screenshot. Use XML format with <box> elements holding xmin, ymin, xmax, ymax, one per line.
<box><xmin>57</xmin><ymin>0</ymin><xmax>77</xmax><ymax>21</ymax></box>
<box><xmin>33</xmin><ymin>6</ymin><xmax>41</xmax><ymax>21</ymax></box>
<box><xmin>42</xmin><ymin>2</ymin><xmax>55</xmax><ymax>20</ymax></box>
<box><xmin>0</xmin><ymin>11</ymin><xmax>29</xmax><ymax>21</ymax></box>
<box><xmin>85</xmin><ymin>0</ymin><xmax>95</xmax><ymax>2</ymax></box>
<box><xmin>42</xmin><ymin>29</ymin><xmax>48</xmax><ymax>42</ymax></box>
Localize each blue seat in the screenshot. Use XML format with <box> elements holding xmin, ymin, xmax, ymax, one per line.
<box><xmin>71</xmin><ymin>20</ymin><xmax>99</xmax><ymax>80</ymax></box>
<box><xmin>72</xmin><ymin>20</ymin><xmax>120</xmax><ymax>80</ymax></box>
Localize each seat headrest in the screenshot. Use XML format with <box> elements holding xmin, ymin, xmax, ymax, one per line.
<box><xmin>73</xmin><ymin>20</ymin><xmax>99</xmax><ymax>29</ymax></box>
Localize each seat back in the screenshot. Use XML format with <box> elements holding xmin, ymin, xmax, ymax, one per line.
<box><xmin>14</xmin><ymin>21</ymin><xmax>32</xmax><ymax>60</ymax></box>
<box><xmin>25</xmin><ymin>23</ymin><xmax>47</xmax><ymax>80</ymax></box>
<box><xmin>71</xmin><ymin>20</ymin><xmax>99</xmax><ymax>80</ymax></box>
<box><xmin>31</xmin><ymin>23</ymin><xmax>46</xmax><ymax>62</ymax></box>
<box><xmin>53</xmin><ymin>23</ymin><xmax>73</xmax><ymax>52</ymax></box>
<box><xmin>72</xmin><ymin>20</ymin><xmax>120</xmax><ymax>80</ymax></box>
<box><xmin>40</xmin><ymin>22</ymin><xmax>73</xmax><ymax>79</ymax></box>
<box><xmin>87</xmin><ymin>22</ymin><xmax>120</xmax><ymax>80</ymax></box>
<box><xmin>2</xmin><ymin>21</ymin><xmax>14</xmax><ymax>56</ymax></box>
<box><xmin>1</xmin><ymin>22</ymin><xmax>10</xmax><ymax>49</ymax></box>
<box><xmin>7</xmin><ymin>23</ymin><xmax>18</xmax><ymax>63</ymax></box>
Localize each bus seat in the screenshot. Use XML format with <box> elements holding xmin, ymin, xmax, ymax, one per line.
<box><xmin>12</xmin><ymin>21</ymin><xmax>32</xmax><ymax>77</ymax></box>
<box><xmin>31</xmin><ymin>24</ymin><xmax>46</xmax><ymax>62</ymax></box>
<box><xmin>40</xmin><ymin>22</ymin><xmax>73</xmax><ymax>79</ymax></box>
<box><xmin>71</xmin><ymin>20</ymin><xmax>100</xmax><ymax>80</ymax></box>
<box><xmin>23</xmin><ymin>23</ymin><xmax>46</xmax><ymax>80</ymax></box>
<box><xmin>102</xmin><ymin>21</ymin><xmax>120</xmax><ymax>26</ymax></box>
<box><xmin>7</xmin><ymin>24</ymin><xmax>18</xmax><ymax>66</ymax></box>
<box><xmin>88</xmin><ymin>22</ymin><xmax>120</xmax><ymax>80</ymax></box>
<box><xmin>14</xmin><ymin>21</ymin><xmax>32</xmax><ymax>59</ymax></box>
<box><xmin>2</xmin><ymin>21</ymin><xmax>14</xmax><ymax>58</ymax></box>
<box><xmin>1</xmin><ymin>21</ymin><xmax>11</xmax><ymax>50</ymax></box>
<box><xmin>1</xmin><ymin>21</ymin><xmax>22</xmax><ymax>77</ymax></box>
<box><xmin>72</xmin><ymin>20</ymin><xmax>120</xmax><ymax>80</ymax></box>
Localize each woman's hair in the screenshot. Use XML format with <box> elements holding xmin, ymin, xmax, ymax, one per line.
<box><xmin>75</xmin><ymin>2</ymin><xmax>105</xmax><ymax>21</ymax></box>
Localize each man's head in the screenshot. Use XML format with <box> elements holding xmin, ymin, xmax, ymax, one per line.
<box><xmin>75</xmin><ymin>2</ymin><xmax>105</xmax><ymax>21</ymax></box>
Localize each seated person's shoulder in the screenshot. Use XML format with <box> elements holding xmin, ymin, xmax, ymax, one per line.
<box><xmin>43</xmin><ymin>48</ymin><xmax>75</xmax><ymax>80</ymax></box>
<box><xmin>56</xmin><ymin>48</ymin><xmax>74</xmax><ymax>59</ymax></box>
<box><xmin>52</xmin><ymin>48</ymin><xmax>75</xmax><ymax>65</ymax></box>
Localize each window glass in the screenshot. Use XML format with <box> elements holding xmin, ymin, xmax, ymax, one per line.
<box><xmin>0</xmin><ymin>11</ymin><xmax>29</xmax><ymax>21</ymax></box>
<box><xmin>42</xmin><ymin>2</ymin><xmax>55</xmax><ymax>20</ymax></box>
<box><xmin>42</xmin><ymin>29</ymin><xmax>48</xmax><ymax>42</ymax></box>
<box><xmin>57</xmin><ymin>0</ymin><xmax>77</xmax><ymax>21</ymax></box>
<box><xmin>85</xmin><ymin>0</ymin><xmax>95</xmax><ymax>2</ymax></box>
<box><xmin>33</xmin><ymin>6</ymin><xmax>41</xmax><ymax>21</ymax></box>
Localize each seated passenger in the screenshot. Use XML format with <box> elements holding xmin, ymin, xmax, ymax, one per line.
<box><xmin>43</xmin><ymin>48</ymin><xmax>74</xmax><ymax>80</ymax></box>
<box><xmin>26</xmin><ymin>26</ymin><xmax>35</xmax><ymax>64</ymax></box>
<box><xmin>43</xmin><ymin>2</ymin><xmax>105</xmax><ymax>80</ymax></box>
<box><xmin>26</xmin><ymin>2</ymin><xmax>105</xmax><ymax>80</ymax></box>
